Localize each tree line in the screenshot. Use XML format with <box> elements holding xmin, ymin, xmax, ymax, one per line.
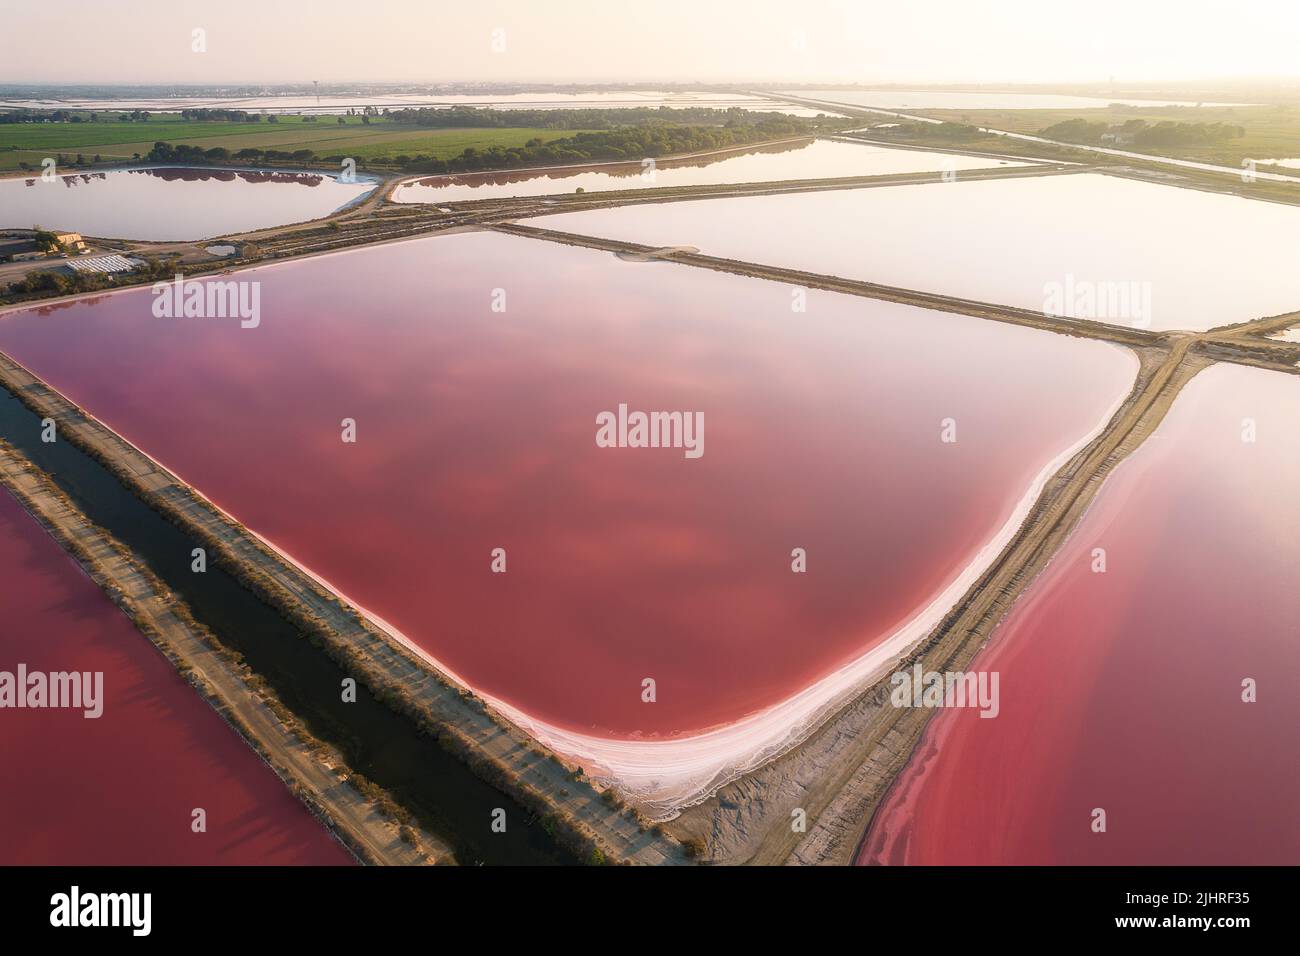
<box><xmin>0</xmin><ymin>108</ymin><xmax>155</xmax><ymax>124</ymax></box>
<box><xmin>872</xmin><ymin>121</ymin><xmax>992</xmax><ymax>144</ymax></box>
<box><xmin>386</xmin><ymin>105</ymin><xmax>836</xmax><ymax>132</ymax></box>
<box><xmin>148</xmin><ymin>141</ymin><xmax>317</xmax><ymax>164</ymax></box>
<box><xmin>146</xmin><ymin>111</ymin><xmax>840</xmax><ymax>174</ymax></box>
<box><xmin>1040</xmin><ymin>118</ymin><xmax>1247</xmax><ymax>148</ymax></box>
<box><xmin>3</xmin><ymin>256</ymin><xmax>172</xmax><ymax>300</ymax></box>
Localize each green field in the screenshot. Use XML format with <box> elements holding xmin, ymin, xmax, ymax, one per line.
<box><xmin>917</xmin><ymin>104</ymin><xmax>1300</xmax><ymax>167</ymax></box>
<box><xmin>0</xmin><ymin>115</ymin><xmax>594</xmax><ymax>169</ymax></box>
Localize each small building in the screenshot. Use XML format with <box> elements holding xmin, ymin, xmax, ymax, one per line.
<box><xmin>53</xmin><ymin>232</ymin><xmax>89</xmax><ymax>253</ymax></box>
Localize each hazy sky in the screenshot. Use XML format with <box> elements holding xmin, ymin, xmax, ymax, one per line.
<box><xmin>3</xmin><ymin>0</ymin><xmax>1299</xmax><ymax>86</ymax></box>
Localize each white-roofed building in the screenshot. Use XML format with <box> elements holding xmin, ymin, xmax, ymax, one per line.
<box><xmin>64</xmin><ymin>254</ymin><xmax>140</xmax><ymax>275</ymax></box>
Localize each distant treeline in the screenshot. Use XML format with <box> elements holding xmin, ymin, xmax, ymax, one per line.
<box><xmin>0</xmin><ymin>107</ymin><xmax>364</xmax><ymax>125</ymax></box>
<box><xmin>147</xmin><ymin>113</ymin><xmax>837</xmax><ymax>174</ymax></box>
<box><xmin>873</xmin><ymin>121</ymin><xmax>993</xmax><ymax>143</ymax></box>
<box><xmin>175</xmin><ymin>108</ymin><xmax>352</xmax><ymax>123</ymax></box>
<box><xmin>0</xmin><ymin>108</ymin><xmax>153</xmax><ymax>124</ymax></box>
<box><xmin>1040</xmin><ymin>118</ymin><xmax>1246</xmax><ymax>148</ymax></box>
<box><xmin>386</xmin><ymin>105</ymin><xmax>839</xmax><ymax>131</ymax></box>
<box><xmin>178</xmin><ymin>108</ymin><xmax>265</xmax><ymax>122</ymax></box>
<box><xmin>148</xmin><ymin>141</ymin><xmax>317</xmax><ymax>164</ymax></box>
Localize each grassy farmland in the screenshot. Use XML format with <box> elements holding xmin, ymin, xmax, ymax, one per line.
<box><xmin>0</xmin><ymin>114</ymin><xmax>594</xmax><ymax>169</ymax></box>
<box><xmin>915</xmin><ymin>103</ymin><xmax>1300</xmax><ymax>167</ymax></box>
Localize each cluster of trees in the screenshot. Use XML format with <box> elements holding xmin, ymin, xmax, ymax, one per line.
<box><xmin>387</xmin><ymin>104</ymin><xmax>827</xmax><ymax>132</ymax></box>
<box><xmin>26</xmin><ymin>152</ymin><xmax>105</xmax><ymax>167</ymax></box>
<box><xmin>369</xmin><ymin>117</ymin><xmax>821</xmax><ymax>174</ymax></box>
<box><xmin>5</xmin><ymin>268</ymin><xmax>109</xmax><ymax>297</ymax></box>
<box><xmin>4</xmin><ymin>256</ymin><xmax>169</xmax><ymax>301</ymax></box>
<box><xmin>147</xmin><ymin>141</ymin><xmax>316</xmax><ymax>164</ymax></box>
<box><xmin>31</xmin><ymin>228</ymin><xmax>62</xmax><ymax>253</ymax></box>
<box><xmin>1</xmin><ymin>109</ymin><xmax>83</xmax><ymax>124</ymax></box>
<box><xmin>148</xmin><ymin>142</ymin><xmax>224</xmax><ymax>163</ymax></box>
<box><xmin>143</xmin><ymin>111</ymin><xmax>828</xmax><ymax>174</ymax></box>
<box><xmin>14</xmin><ymin>152</ymin><xmax>108</xmax><ymax>171</ymax></box>
<box><xmin>1131</xmin><ymin>121</ymin><xmax>1246</xmax><ymax>148</ymax></box>
<box><xmin>874</xmin><ymin>121</ymin><xmax>991</xmax><ymax>144</ymax></box>
<box><xmin>0</xmin><ymin>108</ymin><xmax>154</xmax><ymax>124</ymax></box>
<box><xmin>172</xmin><ymin>108</ymin><xmax>350</xmax><ymax>124</ymax></box>
<box><xmin>1041</xmin><ymin>118</ymin><xmax>1246</xmax><ymax>148</ymax></box>
<box><xmin>178</xmin><ymin>108</ymin><xmax>262</xmax><ymax>122</ymax></box>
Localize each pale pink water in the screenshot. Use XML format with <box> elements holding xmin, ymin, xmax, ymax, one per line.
<box><xmin>538</xmin><ymin>174</ymin><xmax>1300</xmax><ymax>332</ymax></box>
<box><xmin>860</xmin><ymin>364</ymin><xmax>1300</xmax><ymax>865</ymax></box>
<box><xmin>0</xmin><ymin>490</ymin><xmax>353</xmax><ymax>865</ymax></box>
<box><xmin>393</xmin><ymin>139</ymin><xmax>1021</xmax><ymax>203</ymax></box>
<box><xmin>0</xmin><ymin>232</ymin><xmax>1135</xmax><ymax>738</ymax></box>
<box><xmin>0</xmin><ymin>166</ymin><xmax>375</xmax><ymax>240</ymax></box>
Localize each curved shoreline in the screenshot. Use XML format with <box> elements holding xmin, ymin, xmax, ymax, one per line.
<box><xmin>0</xmin><ymin>163</ymin><xmax>379</xmax><ymax>242</ymax></box>
<box><xmin>174</xmin><ymin>362</ymin><xmax>1136</xmax><ymax>819</ymax></box>
<box><xmin>479</xmin><ymin>347</ymin><xmax>1139</xmax><ymax>817</ymax></box>
<box><xmin>0</xmin><ymin>287</ymin><xmax>1139</xmax><ymax>818</ymax></box>
<box><xmin>0</xmin><ymin>348</ymin><xmax>686</xmax><ymax>864</ymax></box>
<box><xmin>388</xmin><ymin>135</ymin><xmax>819</xmax><ymax>202</ymax></box>
<box><xmin>0</xmin><ymin>255</ymin><xmax>1141</xmax><ymax>818</ymax></box>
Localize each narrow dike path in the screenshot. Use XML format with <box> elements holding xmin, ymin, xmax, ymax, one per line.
<box><xmin>0</xmin><ymin>437</ymin><xmax>445</xmax><ymax>865</ymax></box>
<box><xmin>0</xmin><ymin>372</ymin><xmax>586</xmax><ymax>865</ymax></box>
<box><xmin>679</xmin><ymin>340</ymin><xmax>1211</xmax><ymax>865</ymax></box>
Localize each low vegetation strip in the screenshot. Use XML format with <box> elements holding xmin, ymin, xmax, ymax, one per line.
<box><xmin>912</xmin><ymin>104</ymin><xmax>1300</xmax><ymax>167</ymax></box>
<box><xmin>0</xmin><ymin>438</ymin><xmax>446</xmax><ymax>866</ymax></box>
<box><xmin>0</xmin><ymin>104</ymin><xmax>847</xmax><ymax>173</ymax></box>
<box><xmin>141</xmin><ymin>109</ymin><xmax>841</xmax><ymax>175</ymax></box>
<box><xmin>0</xmin><ymin>350</ymin><xmax>687</xmax><ymax>866</ymax></box>
<box><xmin>1038</xmin><ymin>117</ymin><xmax>1245</xmax><ymax>149</ymax></box>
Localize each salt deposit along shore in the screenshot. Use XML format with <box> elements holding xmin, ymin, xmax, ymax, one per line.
<box><xmin>0</xmin><ymin>348</ymin><xmax>686</xmax><ymax>865</ymax></box>
<box><xmin>3</xmin><ymin>128</ymin><xmax>1296</xmax><ymax>863</ymax></box>
<box><xmin>0</xmin><ymin>308</ymin><xmax>1136</xmax><ymax>819</ymax></box>
<box><xmin>170</xmin><ymin>388</ymin><xmax>1133</xmax><ymax>822</ymax></box>
<box><xmin>479</xmin><ymin>355</ymin><xmax>1138</xmax><ymax>817</ymax></box>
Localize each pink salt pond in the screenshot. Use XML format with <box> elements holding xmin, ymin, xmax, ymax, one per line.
<box><xmin>0</xmin><ymin>231</ymin><xmax>1136</xmax><ymax>806</ymax></box>
<box><xmin>860</xmin><ymin>364</ymin><xmax>1300</xmax><ymax>865</ymax></box>
<box><xmin>0</xmin><ymin>490</ymin><xmax>353</xmax><ymax>864</ymax></box>
<box><xmin>0</xmin><ymin>166</ymin><xmax>375</xmax><ymax>241</ymax></box>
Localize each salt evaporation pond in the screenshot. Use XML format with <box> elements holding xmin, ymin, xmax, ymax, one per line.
<box><xmin>393</xmin><ymin>138</ymin><xmax>1025</xmax><ymax>203</ymax></box>
<box><xmin>0</xmin><ymin>166</ymin><xmax>375</xmax><ymax>240</ymax></box>
<box><xmin>0</xmin><ymin>489</ymin><xmax>353</xmax><ymax>864</ymax></box>
<box><xmin>860</xmin><ymin>363</ymin><xmax>1300</xmax><ymax>865</ymax></box>
<box><xmin>0</xmin><ymin>232</ymin><xmax>1135</xmax><ymax>806</ymax></box>
<box><xmin>537</xmin><ymin>173</ymin><xmax>1300</xmax><ymax>332</ymax></box>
